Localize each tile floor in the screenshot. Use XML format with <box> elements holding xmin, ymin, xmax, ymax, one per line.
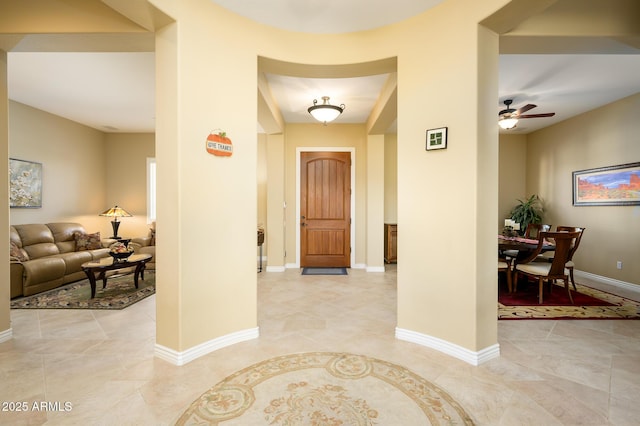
<box><xmin>1</xmin><ymin>266</ymin><xmax>639</xmax><ymax>425</ymax></box>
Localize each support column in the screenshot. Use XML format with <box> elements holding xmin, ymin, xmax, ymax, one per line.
<box><xmin>0</xmin><ymin>50</ymin><xmax>10</xmax><ymax>342</ymax></box>
<box><xmin>266</xmin><ymin>133</ymin><xmax>285</xmax><ymax>270</ymax></box>
<box><xmin>366</xmin><ymin>134</ymin><xmax>385</xmax><ymax>271</ymax></box>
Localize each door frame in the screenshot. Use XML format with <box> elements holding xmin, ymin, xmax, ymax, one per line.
<box><xmin>295</xmin><ymin>147</ymin><xmax>356</xmax><ymax>268</ymax></box>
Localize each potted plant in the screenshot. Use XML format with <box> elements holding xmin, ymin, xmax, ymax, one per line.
<box><xmin>509</xmin><ymin>194</ymin><xmax>544</xmax><ymax>235</ymax></box>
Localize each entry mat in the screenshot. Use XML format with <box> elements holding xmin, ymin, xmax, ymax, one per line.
<box><xmin>302</xmin><ymin>267</ymin><xmax>348</xmax><ymax>275</ymax></box>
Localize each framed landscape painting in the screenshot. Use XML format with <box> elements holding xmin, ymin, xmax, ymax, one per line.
<box><xmin>572</xmin><ymin>162</ymin><xmax>640</xmax><ymax>206</ymax></box>
<box><xmin>9</xmin><ymin>158</ymin><xmax>42</xmax><ymax>208</ymax></box>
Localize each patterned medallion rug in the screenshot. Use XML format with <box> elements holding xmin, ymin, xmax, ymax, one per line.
<box><xmin>10</xmin><ymin>272</ymin><xmax>155</xmax><ymax>310</ymax></box>
<box><xmin>499</xmin><ymin>281</ymin><xmax>640</xmax><ymax>320</ymax></box>
<box><xmin>176</xmin><ymin>352</ymin><xmax>474</xmax><ymax>425</ymax></box>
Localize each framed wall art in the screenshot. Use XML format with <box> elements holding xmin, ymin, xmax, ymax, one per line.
<box><xmin>426</xmin><ymin>127</ymin><xmax>447</xmax><ymax>151</ymax></box>
<box><xmin>572</xmin><ymin>162</ymin><xmax>640</xmax><ymax>206</ymax></box>
<box><xmin>9</xmin><ymin>158</ymin><xmax>43</xmax><ymax>208</ymax></box>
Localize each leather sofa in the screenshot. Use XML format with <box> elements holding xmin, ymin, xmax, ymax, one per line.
<box><xmin>130</xmin><ymin>221</ymin><xmax>155</xmax><ymax>270</ymax></box>
<box><xmin>10</xmin><ymin>223</ymin><xmax>113</xmax><ymax>298</ymax></box>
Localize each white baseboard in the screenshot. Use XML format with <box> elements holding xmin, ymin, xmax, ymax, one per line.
<box><xmin>366</xmin><ymin>266</ymin><xmax>385</xmax><ymax>272</ymax></box>
<box><xmin>265</xmin><ymin>265</ymin><xmax>286</xmax><ymax>272</ymax></box>
<box><xmin>574</xmin><ymin>270</ymin><xmax>640</xmax><ymax>294</ymax></box>
<box><xmin>395</xmin><ymin>327</ymin><xmax>500</xmax><ymax>366</ymax></box>
<box><xmin>154</xmin><ymin>327</ymin><xmax>259</xmax><ymax>366</ymax></box>
<box><xmin>0</xmin><ymin>327</ymin><xmax>12</xmax><ymax>343</ymax></box>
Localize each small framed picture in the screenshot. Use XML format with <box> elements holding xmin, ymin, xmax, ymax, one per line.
<box><xmin>426</xmin><ymin>127</ymin><xmax>447</xmax><ymax>151</ymax></box>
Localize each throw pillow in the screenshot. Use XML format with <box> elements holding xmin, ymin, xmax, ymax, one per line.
<box><xmin>10</xmin><ymin>241</ymin><xmax>29</xmax><ymax>262</ymax></box>
<box><xmin>74</xmin><ymin>231</ymin><xmax>102</xmax><ymax>251</ymax></box>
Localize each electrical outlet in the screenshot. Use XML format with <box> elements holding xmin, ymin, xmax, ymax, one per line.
<box><xmin>617</xmin><ymin>261</ymin><xmax>623</xmax><ymax>270</ymax></box>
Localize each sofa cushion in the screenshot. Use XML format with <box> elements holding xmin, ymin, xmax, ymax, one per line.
<box><xmin>74</xmin><ymin>231</ymin><xmax>102</xmax><ymax>251</ymax></box>
<box><xmin>10</xmin><ymin>241</ymin><xmax>29</xmax><ymax>262</ymax></box>
<box><xmin>23</xmin><ymin>242</ymin><xmax>60</xmax><ymax>259</ymax></box>
<box><xmin>14</xmin><ymin>223</ymin><xmax>54</xmax><ymax>246</ymax></box>
<box><xmin>48</xmin><ymin>223</ymin><xmax>88</xmax><ymax>253</ymax></box>
<box><xmin>53</xmin><ymin>251</ymin><xmax>93</xmax><ymax>274</ymax></box>
<box><xmin>21</xmin><ymin>257</ymin><xmax>66</xmax><ymax>291</ymax></box>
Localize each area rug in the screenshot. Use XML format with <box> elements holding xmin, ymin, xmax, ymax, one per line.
<box><xmin>10</xmin><ymin>272</ymin><xmax>155</xmax><ymax>310</ymax></box>
<box><xmin>499</xmin><ymin>281</ymin><xmax>640</xmax><ymax>320</ymax></box>
<box><xmin>301</xmin><ymin>267</ymin><xmax>348</xmax><ymax>275</ymax></box>
<box><xmin>176</xmin><ymin>352</ymin><xmax>474</xmax><ymax>425</ymax></box>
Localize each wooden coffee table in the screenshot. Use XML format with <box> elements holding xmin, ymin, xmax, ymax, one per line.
<box><xmin>81</xmin><ymin>253</ymin><xmax>152</xmax><ymax>298</ymax></box>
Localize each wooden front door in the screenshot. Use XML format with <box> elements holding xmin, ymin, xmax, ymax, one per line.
<box><xmin>300</xmin><ymin>151</ymin><xmax>351</xmax><ymax>267</ymax></box>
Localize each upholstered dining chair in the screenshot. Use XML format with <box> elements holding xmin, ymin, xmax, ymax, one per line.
<box><xmin>514</xmin><ymin>230</ymin><xmax>580</xmax><ymax>304</ymax></box>
<box><xmin>498</xmin><ymin>258</ymin><xmax>513</xmax><ymax>293</ymax></box>
<box><xmin>536</xmin><ymin>226</ymin><xmax>585</xmax><ymax>290</ymax></box>
<box><xmin>524</xmin><ymin>223</ymin><xmax>552</xmax><ymax>239</ymax></box>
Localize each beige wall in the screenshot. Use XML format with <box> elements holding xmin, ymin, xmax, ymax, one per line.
<box><xmin>498</xmin><ymin>133</ymin><xmax>527</xmax><ymax>230</ymax></box>
<box><xmin>1</xmin><ymin>50</ymin><xmax>9</xmax><ymax>335</ymax></box>
<box><xmin>384</xmin><ymin>133</ymin><xmax>398</xmax><ymax>224</ymax></box>
<box><xmin>154</xmin><ymin>0</ymin><xmax>259</xmax><ymax>351</ymax></box>
<box><xmin>265</xmin><ymin>133</ymin><xmax>285</xmax><ymax>268</ymax></box>
<box><xmin>284</xmin><ymin>123</ymin><xmax>368</xmax><ymax>267</ymax></box>
<box><xmin>257</xmin><ymin>133</ymin><xmax>267</xmax><ymax>257</ymax></box>
<box><xmin>526</xmin><ymin>93</ymin><xmax>640</xmax><ymax>285</ymax></box>
<box><xmin>367</xmin><ymin>135</ymin><xmax>385</xmax><ymax>269</ymax></box>
<box><xmin>104</xmin><ymin>132</ymin><xmax>156</xmax><ymax>238</ymax></box>
<box><xmin>8</xmin><ymin>102</ymin><xmax>154</xmax><ymax>238</ymax></box>
<box><xmin>9</xmin><ymin>101</ymin><xmax>108</xmax><ymax>232</ymax></box>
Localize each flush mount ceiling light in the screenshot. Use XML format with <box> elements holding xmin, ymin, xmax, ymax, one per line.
<box><xmin>308</xmin><ymin>96</ymin><xmax>345</xmax><ymax>124</ymax></box>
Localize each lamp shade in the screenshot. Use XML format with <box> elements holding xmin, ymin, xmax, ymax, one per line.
<box><xmin>99</xmin><ymin>205</ymin><xmax>132</xmax><ymax>219</ymax></box>
<box><xmin>99</xmin><ymin>205</ymin><xmax>131</xmax><ymax>239</ymax></box>
<box><xmin>308</xmin><ymin>96</ymin><xmax>345</xmax><ymax>124</ymax></box>
<box><xmin>498</xmin><ymin>116</ymin><xmax>518</xmax><ymax>130</ymax></box>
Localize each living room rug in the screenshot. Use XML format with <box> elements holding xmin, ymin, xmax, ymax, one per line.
<box><xmin>176</xmin><ymin>352</ymin><xmax>474</xmax><ymax>425</ymax></box>
<box><xmin>10</xmin><ymin>272</ymin><xmax>155</xmax><ymax>310</ymax></box>
<box><xmin>499</xmin><ymin>281</ymin><xmax>640</xmax><ymax>320</ymax></box>
<box><xmin>301</xmin><ymin>267</ymin><xmax>348</xmax><ymax>275</ymax></box>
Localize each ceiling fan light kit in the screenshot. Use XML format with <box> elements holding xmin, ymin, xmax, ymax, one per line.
<box><xmin>308</xmin><ymin>96</ymin><xmax>345</xmax><ymax>124</ymax></box>
<box><xmin>498</xmin><ymin>99</ymin><xmax>555</xmax><ymax>130</ymax></box>
<box><xmin>499</xmin><ymin>115</ymin><xmax>518</xmax><ymax>130</ymax></box>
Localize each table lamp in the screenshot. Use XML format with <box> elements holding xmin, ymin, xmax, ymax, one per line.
<box><xmin>99</xmin><ymin>205</ymin><xmax>132</xmax><ymax>239</ymax></box>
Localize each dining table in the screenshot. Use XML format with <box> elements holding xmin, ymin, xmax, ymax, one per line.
<box><xmin>498</xmin><ymin>234</ymin><xmax>555</xmax><ymax>263</ymax></box>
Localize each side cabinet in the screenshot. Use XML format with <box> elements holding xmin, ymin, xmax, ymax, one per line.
<box><xmin>384</xmin><ymin>223</ymin><xmax>397</xmax><ymax>263</ymax></box>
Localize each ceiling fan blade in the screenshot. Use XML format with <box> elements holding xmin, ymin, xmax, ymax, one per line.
<box><xmin>514</xmin><ymin>104</ymin><xmax>536</xmax><ymax>115</ymax></box>
<box><xmin>519</xmin><ymin>113</ymin><xmax>555</xmax><ymax>118</ymax></box>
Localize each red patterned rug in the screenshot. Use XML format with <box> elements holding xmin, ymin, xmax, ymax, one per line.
<box><xmin>498</xmin><ymin>280</ymin><xmax>640</xmax><ymax>320</ymax></box>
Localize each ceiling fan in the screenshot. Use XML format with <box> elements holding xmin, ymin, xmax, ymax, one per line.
<box><xmin>498</xmin><ymin>99</ymin><xmax>555</xmax><ymax>130</ymax></box>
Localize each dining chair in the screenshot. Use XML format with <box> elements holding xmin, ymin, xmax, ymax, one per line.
<box><xmin>498</xmin><ymin>258</ymin><xmax>512</xmax><ymax>293</ymax></box>
<box><xmin>514</xmin><ymin>231</ymin><xmax>580</xmax><ymax>304</ymax></box>
<box><xmin>524</xmin><ymin>223</ymin><xmax>552</xmax><ymax>239</ymax></box>
<box><xmin>536</xmin><ymin>226</ymin><xmax>585</xmax><ymax>290</ymax></box>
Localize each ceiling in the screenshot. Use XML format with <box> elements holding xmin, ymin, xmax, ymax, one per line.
<box><xmin>6</xmin><ymin>1</ymin><xmax>640</xmax><ymax>135</ymax></box>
